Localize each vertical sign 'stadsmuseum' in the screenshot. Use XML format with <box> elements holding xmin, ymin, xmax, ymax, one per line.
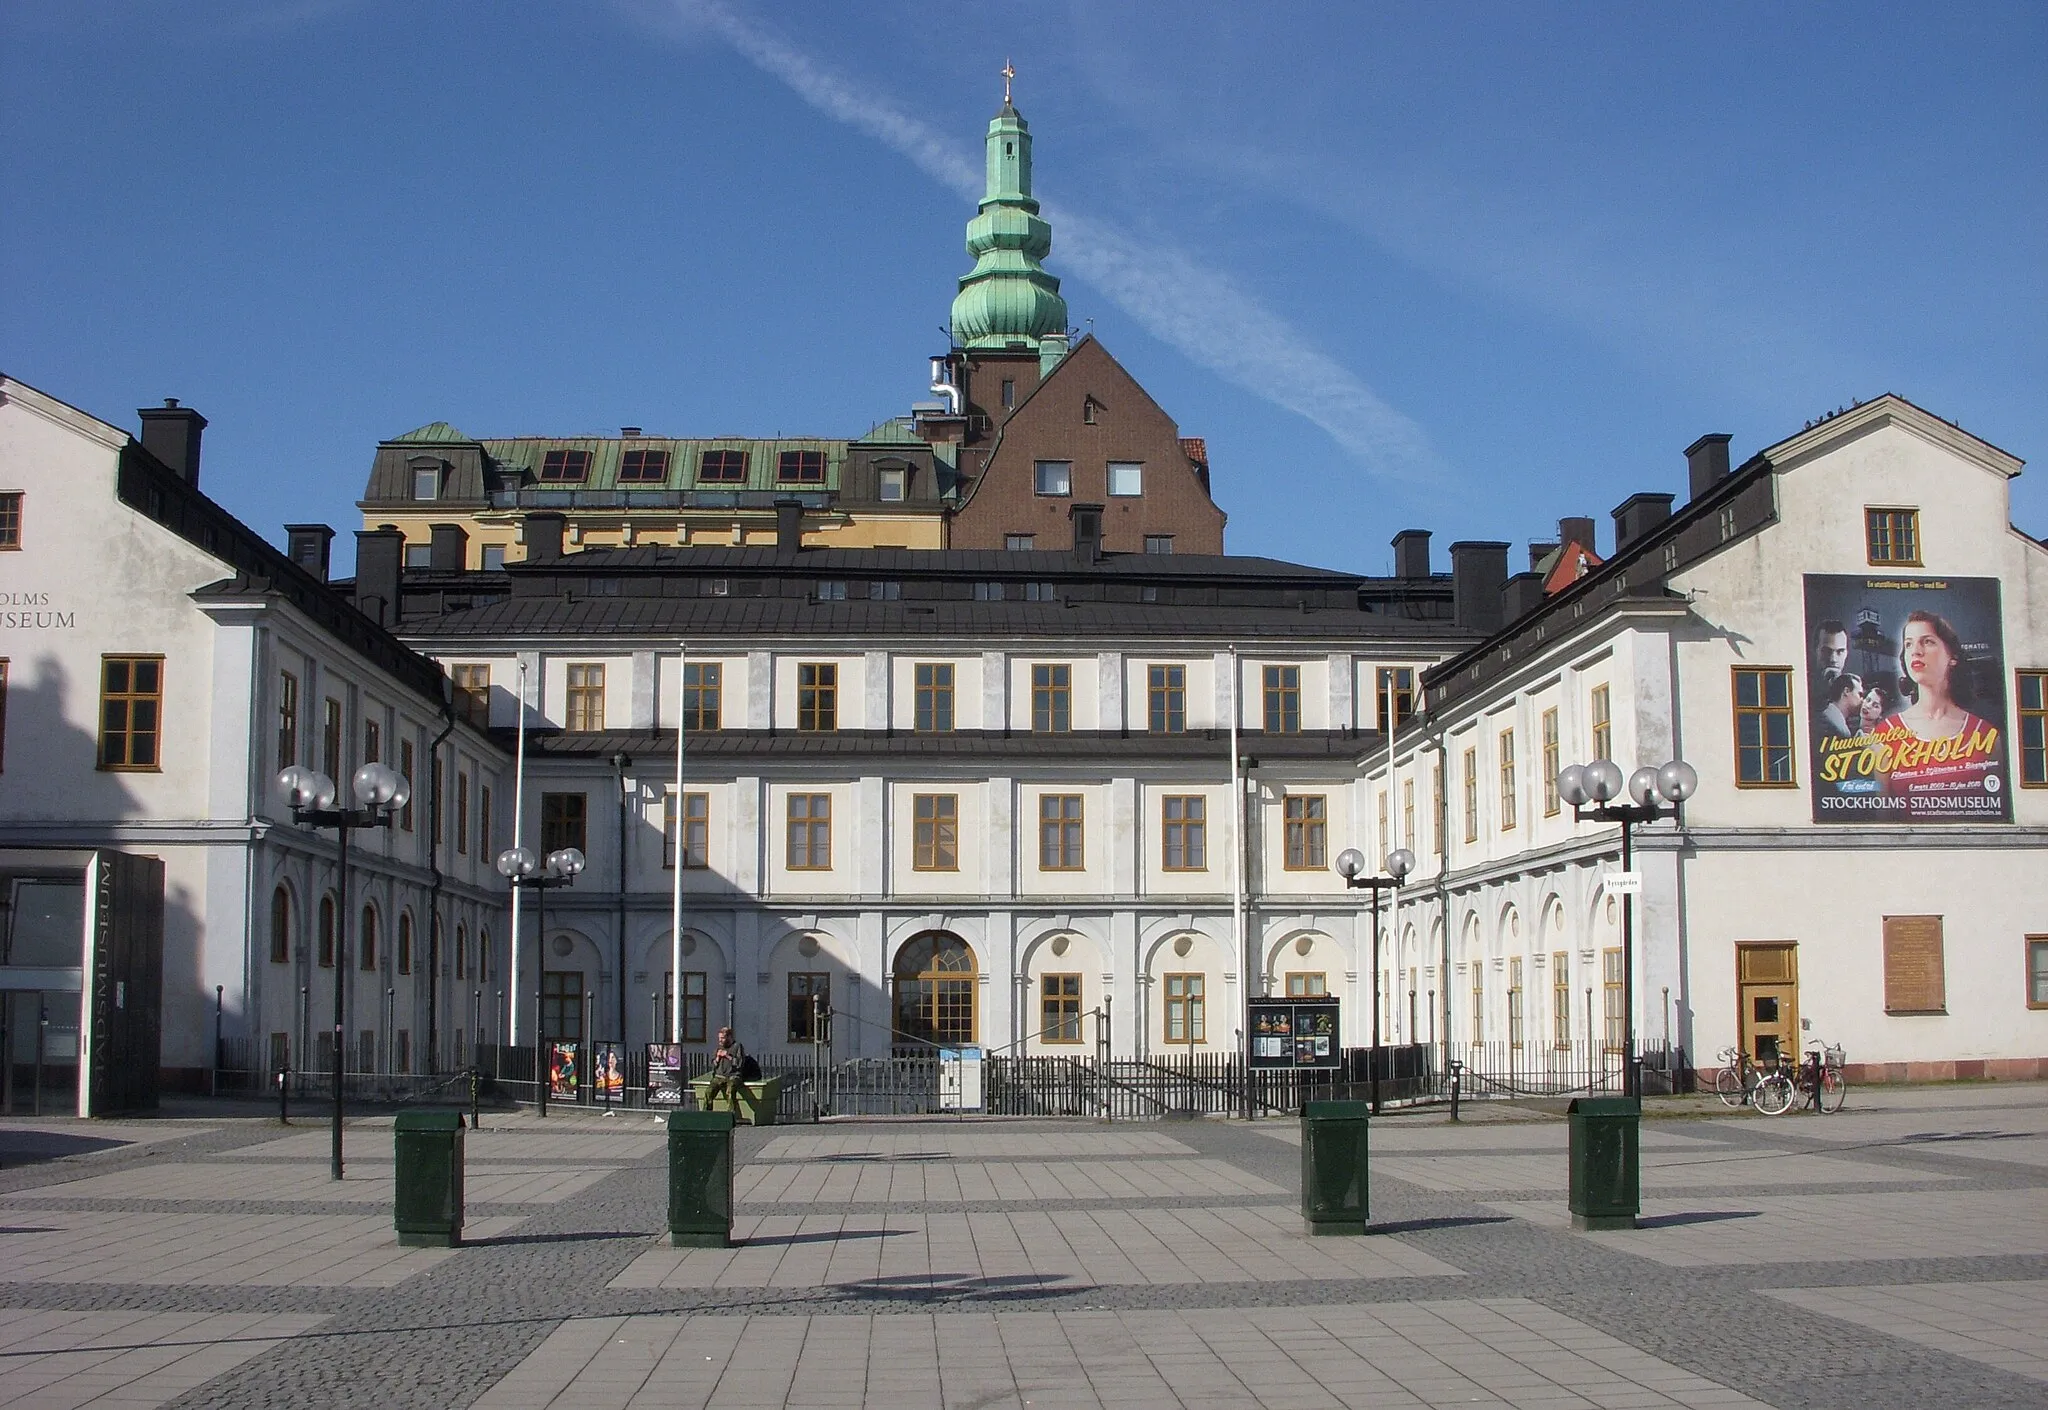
<box><xmin>1803</xmin><ymin>575</ymin><xmax>2011</xmax><ymax>822</ymax></box>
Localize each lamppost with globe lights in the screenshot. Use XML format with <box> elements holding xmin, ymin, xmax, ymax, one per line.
<box><xmin>1554</xmin><ymin>757</ymin><xmax>1697</xmax><ymax>1098</ymax></box>
<box><xmin>1334</xmin><ymin>847</ymin><xmax>1414</xmax><ymax>1113</ymax></box>
<box><xmin>495</xmin><ymin>845</ymin><xmax>584</xmax><ymax>1116</ymax></box>
<box><xmin>276</xmin><ymin>761</ymin><xmax>412</xmax><ymax>1180</ymax></box>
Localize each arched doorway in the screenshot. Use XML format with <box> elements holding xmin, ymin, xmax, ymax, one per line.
<box><xmin>893</xmin><ymin>932</ymin><xmax>976</xmax><ymax>1051</ymax></box>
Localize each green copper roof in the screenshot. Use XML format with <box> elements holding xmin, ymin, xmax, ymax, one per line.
<box><xmin>950</xmin><ymin>102</ymin><xmax>1068</xmax><ymax>349</ymax></box>
<box><xmin>391</xmin><ymin>421</ymin><xmax>473</xmax><ymax>444</ymax></box>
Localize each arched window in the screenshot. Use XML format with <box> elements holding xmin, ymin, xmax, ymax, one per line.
<box><xmin>398</xmin><ymin>912</ymin><xmax>414</xmax><ymax>975</ymax></box>
<box><xmin>456</xmin><ymin>923</ymin><xmax>468</xmax><ymax>980</ymax></box>
<box><xmin>479</xmin><ymin>926</ymin><xmax>493</xmax><ymax>982</ymax></box>
<box><xmin>270</xmin><ymin>885</ymin><xmax>292</xmax><ymax>965</ymax></box>
<box><xmin>360</xmin><ymin>905</ymin><xmax>378</xmax><ymax>970</ymax></box>
<box><xmin>318</xmin><ymin>894</ymin><xmax>336</xmax><ymax>968</ymax></box>
<box><xmin>892</xmin><ymin>932</ymin><xmax>977</xmax><ymax>1050</ymax></box>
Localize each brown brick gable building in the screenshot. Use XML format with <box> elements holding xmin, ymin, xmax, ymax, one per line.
<box><xmin>943</xmin><ymin>336</ymin><xmax>1226</xmax><ymax>555</ymax></box>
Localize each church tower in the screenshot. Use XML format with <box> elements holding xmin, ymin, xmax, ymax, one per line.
<box><xmin>948</xmin><ymin>77</ymin><xmax>1069</xmax><ymax>350</ymax></box>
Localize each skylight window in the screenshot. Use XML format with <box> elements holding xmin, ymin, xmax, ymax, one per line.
<box><xmin>699</xmin><ymin>450</ymin><xmax>748</xmax><ymax>483</ymax></box>
<box><xmin>540</xmin><ymin>450</ymin><xmax>592</xmax><ymax>483</ymax></box>
<box><xmin>619</xmin><ymin>449</ymin><xmax>670</xmax><ymax>483</ymax></box>
<box><xmin>777</xmin><ymin>450</ymin><xmax>826</xmax><ymax>483</ymax></box>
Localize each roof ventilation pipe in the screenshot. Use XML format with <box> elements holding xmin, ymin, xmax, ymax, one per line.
<box><xmin>928</xmin><ymin>356</ymin><xmax>961</xmax><ymax>416</ymax></box>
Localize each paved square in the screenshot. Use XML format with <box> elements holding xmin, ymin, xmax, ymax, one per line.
<box><xmin>1488</xmin><ymin>1187</ymin><xmax>2048</xmax><ymax>1265</ymax></box>
<box><xmin>737</xmin><ymin>1156</ymin><xmax>1280</xmax><ymax>1204</ymax></box>
<box><xmin>0</xmin><ymin>1209</ymin><xmax>526</xmax><ymax>1286</ymax></box>
<box><xmin>0</xmin><ymin>1088</ymin><xmax>2042</xmax><ymax>1406</ymax></box>
<box><xmin>471</xmin><ymin>1300</ymin><xmax>1773</xmax><ymax>1410</ymax></box>
<box><xmin>1768</xmin><ymin>1280</ymin><xmax>2048</xmax><ymax>1382</ymax></box>
<box><xmin>0</xmin><ymin>1309</ymin><xmax>326</xmax><ymax>1409</ymax></box>
<box><xmin>612</xmin><ymin>1205</ymin><xmax>1458</xmax><ymax>1291</ymax></box>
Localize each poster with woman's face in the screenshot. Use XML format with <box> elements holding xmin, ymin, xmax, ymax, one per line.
<box><xmin>1802</xmin><ymin>575</ymin><xmax>2011</xmax><ymax>822</ymax></box>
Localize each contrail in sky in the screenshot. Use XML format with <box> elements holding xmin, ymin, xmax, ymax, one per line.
<box><xmin>676</xmin><ymin>0</ymin><xmax>1445</xmax><ymax>486</ymax></box>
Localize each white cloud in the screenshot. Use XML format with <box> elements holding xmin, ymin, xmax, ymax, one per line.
<box><xmin>670</xmin><ymin>0</ymin><xmax>1447</xmax><ymax>487</ymax></box>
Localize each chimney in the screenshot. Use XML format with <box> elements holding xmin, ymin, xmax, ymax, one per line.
<box><xmin>1528</xmin><ymin>541</ymin><xmax>1559</xmax><ymax>571</ymax></box>
<box><xmin>1392</xmin><ymin>528</ymin><xmax>1432</xmax><ymax>579</ymax></box>
<box><xmin>522</xmin><ymin>511</ymin><xmax>565</xmax><ymax>563</ymax></box>
<box><xmin>1686</xmin><ymin>433</ymin><xmax>1733</xmax><ymax>501</ymax></box>
<box><xmin>1612</xmin><ymin>492</ymin><xmax>1676</xmax><ymax>552</ymax></box>
<box><xmin>1038</xmin><ymin>331</ymin><xmax>1069</xmax><ymax>376</ymax></box>
<box><xmin>1069</xmin><ymin>501</ymin><xmax>1104</xmax><ymax>564</ymax></box>
<box><xmin>1558</xmin><ymin>516</ymin><xmax>1596</xmax><ymax>554</ymax></box>
<box><xmin>620</xmin><ymin>426</ymin><xmax>643</xmax><ymax>438</ymax></box>
<box><xmin>1501</xmin><ymin>570</ymin><xmax>1547</xmax><ymax>624</ymax></box>
<box><xmin>354</xmin><ymin>527</ymin><xmax>404</xmax><ymax>627</ymax></box>
<box><xmin>285</xmin><ymin>523</ymin><xmax>335</xmax><ymax>582</ymax></box>
<box><xmin>1449</xmin><ymin>540</ymin><xmax>1509</xmax><ymax>634</ymax></box>
<box><xmin>429</xmin><ymin>522</ymin><xmax>469</xmax><ymax>572</ymax></box>
<box><xmin>774</xmin><ymin>498</ymin><xmax>805</xmax><ymax>555</ymax></box>
<box><xmin>138</xmin><ymin>398</ymin><xmax>207</xmax><ymax>487</ymax></box>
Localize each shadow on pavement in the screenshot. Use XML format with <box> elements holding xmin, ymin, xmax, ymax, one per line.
<box><xmin>1634</xmin><ymin>1209</ymin><xmax>1762</xmax><ymax>1229</ymax></box>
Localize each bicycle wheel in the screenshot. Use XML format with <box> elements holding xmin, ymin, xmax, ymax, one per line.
<box><xmin>1819</xmin><ymin>1068</ymin><xmax>1847</xmax><ymax>1113</ymax></box>
<box><xmin>1715</xmin><ymin>1066</ymin><xmax>1746</xmax><ymax>1108</ymax></box>
<box><xmin>1754</xmin><ymin>1072</ymin><xmax>1795</xmax><ymax>1115</ymax></box>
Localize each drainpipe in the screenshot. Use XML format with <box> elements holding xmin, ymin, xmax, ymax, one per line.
<box><xmin>426</xmin><ymin>685</ymin><xmax>456</xmax><ymax>1072</ymax></box>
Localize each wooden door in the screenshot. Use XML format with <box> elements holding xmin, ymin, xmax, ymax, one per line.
<box><xmin>1736</xmin><ymin>943</ymin><xmax>1799</xmax><ymax>1064</ymax></box>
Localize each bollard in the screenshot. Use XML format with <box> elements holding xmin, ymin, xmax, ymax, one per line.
<box><xmin>1299</xmin><ymin>1099</ymin><xmax>1372</xmax><ymax>1235</ymax></box>
<box><xmin>1566</xmin><ymin>1095</ymin><xmax>1640</xmax><ymax>1230</ymax></box>
<box><xmin>668</xmin><ymin>1109</ymin><xmax>737</xmax><ymax>1248</ymax></box>
<box><xmin>277</xmin><ymin>1062</ymin><xmax>291</xmax><ymax>1126</ymax></box>
<box><xmin>1448</xmin><ymin>1060</ymin><xmax>1463</xmax><ymax>1122</ymax></box>
<box><xmin>393</xmin><ymin>1110</ymin><xmax>466</xmax><ymax>1247</ymax></box>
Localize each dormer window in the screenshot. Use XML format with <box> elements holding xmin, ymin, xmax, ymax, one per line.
<box><xmin>619</xmin><ymin>449</ymin><xmax>670</xmax><ymax>483</ymax></box>
<box><xmin>777</xmin><ymin>450</ymin><xmax>826</xmax><ymax>483</ymax></box>
<box><xmin>540</xmin><ymin>450</ymin><xmax>592</xmax><ymax>483</ymax></box>
<box><xmin>868</xmin><ymin>581</ymin><xmax>901</xmax><ymax>601</ymax></box>
<box><xmin>818</xmin><ymin>581</ymin><xmax>848</xmax><ymax>601</ymax></box>
<box><xmin>877</xmin><ymin>467</ymin><xmax>907</xmax><ymax>502</ymax></box>
<box><xmin>411</xmin><ymin>463</ymin><xmax>442</xmax><ymax>500</ymax></box>
<box><xmin>698</xmin><ymin>450</ymin><xmax>748</xmax><ymax>483</ymax></box>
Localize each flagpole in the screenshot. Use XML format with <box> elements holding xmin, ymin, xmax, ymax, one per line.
<box><xmin>670</xmin><ymin>642</ymin><xmax>688</xmax><ymax>1043</ymax></box>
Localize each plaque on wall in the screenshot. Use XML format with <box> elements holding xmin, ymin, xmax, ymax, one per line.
<box><xmin>1882</xmin><ymin>915</ymin><xmax>1946</xmax><ymax>1014</ymax></box>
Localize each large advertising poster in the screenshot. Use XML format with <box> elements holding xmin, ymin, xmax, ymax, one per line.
<box><xmin>646</xmin><ymin>1044</ymin><xmax>686</xmax><ymax>1105</ymax></box>
<box><xmin>1803</xmin><ymin>575</ymin><xmax>2011</xmax><ymax>823</ymax></box>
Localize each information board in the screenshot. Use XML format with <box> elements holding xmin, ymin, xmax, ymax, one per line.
<box><xmin>1247</xmin><ymin>998</ymin><xmax>1341</xmax><ymax>1069</ymax></box>
<box><xmin>939</xmin><ymin>1046</ymin><xmax>984</xmax><ymax>1110</ymax></box>
<box><xmin>645</xmin><ymin>1043</ymin><xmax>687</xmax><ymax>1105</ymax></box>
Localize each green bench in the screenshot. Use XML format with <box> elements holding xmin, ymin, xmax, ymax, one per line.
<box><xmin>690</xmin><ymin>1075</ymin><xmax>783</xmax><ymax>1126</ymax></box>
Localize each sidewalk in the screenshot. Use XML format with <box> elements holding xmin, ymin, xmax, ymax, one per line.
<box><xmin>0</xmin><ymin>1085</ymin><xmax>2043</xmax><ymax>1407</ymax></box>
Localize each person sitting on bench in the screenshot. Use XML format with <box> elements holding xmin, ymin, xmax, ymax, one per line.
<box><xmin>702</xmin><ymin>1027</ymin><xmax>748</xmax><ymax>1111</ymax></box>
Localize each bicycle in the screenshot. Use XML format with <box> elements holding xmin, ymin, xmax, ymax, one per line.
<box><xmin>1713</xmin><ymin>1045</ymin><xmax>1768</xmax><ymax>1109</ymax></box>
<box><xmin>1756</xmin><ymin>1042</ymin><xmax>1846</xmax><ymax>1115</ymax></box>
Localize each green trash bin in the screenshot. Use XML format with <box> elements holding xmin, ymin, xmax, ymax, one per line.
<box><xmin>1567</xmin><ymin>1095</ymin><xmax>1640</xmax><ymax>1230</ymax></box>
<box><xmin>1300</xmin><ymin>1099</ymin><xmax>1372</xmax><ymax>1235</ymax></box>
<box><xmin>668</xmin><ymin>1109</ymin><xmax>737</xmax><ymax>1248</ymax></box>
<box><xmin>393</xmin><ymin>1109</ymin><xmax>465</xmax><ymax>1247</ymax></box>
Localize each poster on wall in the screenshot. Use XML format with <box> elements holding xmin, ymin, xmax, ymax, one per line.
<box><xmin>1803</xmin><ymin>575</ymin><xmax>2011</xmax><ymax>823</ymax></box>
<box><xmin>549</xmin><ymin>1042</ymin><xmax>579</xmax><ymax>1099</ymax></box>
<box><xmin>592</xmin><ymin>1041</ymin><xmax>624</xmax><ymax>1104</ymax></box>
<box><xmin>646</xmin><ymin>1043</ymin><xmax>686</xmax><ymax>1105</ymax></box>
<box><xmin>1247</xmin><ymin>999</ymin><xmax>1340</xmax><ymax>1069</ymax></box>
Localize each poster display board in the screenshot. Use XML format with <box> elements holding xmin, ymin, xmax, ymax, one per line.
<box><xmin>646</xmin><ymin>1043</ymin><xmax>687</xmax><ymax>1105</ymax></box>
<box><xmin>939</xmin><ymin>1046</ymin><xmax>984</xmax><ymax>1110</ymax></box>
<box><xmin>1247</xmin><ymin>998</ymin><xmax>1340</xmax><ymax>1069</ymax></box>
<box><xmin>592</xmin><ymin>1041</ymin><xmax>624</xmax><ymax>1104</ymax></box>
<box><xmin>549</xmin><ymin>1042</ymin><xmax>578</xmax><ymax>1099</ymax></box>
<box><xmin>1804</xmin><ymin>575</ymin><xmax>2011</xmax><ymax>822</ymax></box>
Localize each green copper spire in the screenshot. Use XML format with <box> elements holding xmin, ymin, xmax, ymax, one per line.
<box><xmin>949</xmin><ymin>75</ymin><xmax>1068</xmax><ymax>349</ymax></box>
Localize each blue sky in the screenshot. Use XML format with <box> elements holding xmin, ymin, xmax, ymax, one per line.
<box><xmin>5</xmin><ymin>1</ymin><xmax>2043</xmax><ymax>576</ymax></box>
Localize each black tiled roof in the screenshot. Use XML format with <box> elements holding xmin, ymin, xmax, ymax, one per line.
<box><xmin>514</xmin><ymin>544</ymin><xmax>1365</xmax><ymax>582</ymax></box>
<box><xmin>395</xmin><ymin>593</ymin><xmax>1468</xmax><ymax>642</ymax></box>
<box><xmin>516</xmin><ymin>728</ymin><xmax>1379</xmax><ymax>765</ymax></box>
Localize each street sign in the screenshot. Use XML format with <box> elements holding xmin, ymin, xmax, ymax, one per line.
<box><xmin>1604</xmin><ymin>870</ymin><xmax>1642</xmax><ymax>895</ymax></box>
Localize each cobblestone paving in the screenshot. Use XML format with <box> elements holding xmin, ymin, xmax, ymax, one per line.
<box><xmin>0</xmin><ymin>1086</ymin><xmax>2040</xmax><ymax>1407</ymax></box>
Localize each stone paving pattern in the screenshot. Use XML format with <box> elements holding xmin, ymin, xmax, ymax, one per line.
<box><xmin>0</xmin><ymin>1082</ymin><xmax>2039</xmax><ymax>1407</ymax></box>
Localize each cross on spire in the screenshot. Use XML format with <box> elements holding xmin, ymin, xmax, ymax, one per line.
<box><xmin>1002</xmin><ymin>60</ymin><xmax>1015</xmax><ymax>105</ymax></box>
